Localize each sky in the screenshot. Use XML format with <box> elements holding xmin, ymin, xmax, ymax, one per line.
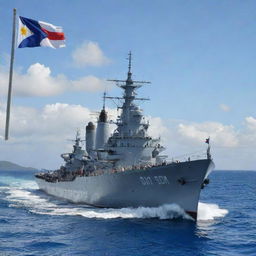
<box><xmin>0</xmin><ymin>0</ymin><xmax>256</xmax><ymax>170</ymax></box>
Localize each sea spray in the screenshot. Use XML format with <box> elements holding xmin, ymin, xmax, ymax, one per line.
<box><xmin>198</xmin><ymin>202</ymin><xmax>228</xmax><ymax>221</ymax></box>
<box><xmin>53</xmin><ymin>204</ymin><xmax>192</xmax><ymax>220</ymax></box>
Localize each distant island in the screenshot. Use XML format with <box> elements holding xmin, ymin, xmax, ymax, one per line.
<box><xmin>0</xmin><ymin>161</ymin><xmax>38</xmax><ymax>171</ymax></box>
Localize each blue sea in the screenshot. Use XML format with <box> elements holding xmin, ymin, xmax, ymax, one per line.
<box><xmin>0</xmin><ymin>170</ymin><xmax>255</xmax><ymax>256</ymax></box>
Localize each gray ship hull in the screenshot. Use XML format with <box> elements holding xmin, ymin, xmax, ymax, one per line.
<box><xmin>36</xmin><ymin>159</ymin><xmax>214</xmax><ymax>220</ymax></box>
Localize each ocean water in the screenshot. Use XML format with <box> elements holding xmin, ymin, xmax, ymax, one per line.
<box><xmin>0</xmin><ymin>170</ymin><xmax>255</xmax><ymax>256</ymax></box>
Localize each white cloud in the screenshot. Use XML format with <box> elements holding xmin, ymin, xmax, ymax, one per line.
<box><xmin>72</xmin><ymin>41</ymin><xmax>110</xmax><ymax>67</ymax></box>
<box><xmin>0</xmin><ymin>63</ymin><xmax>108</xmax><ymax>97</ymax></box>
<box><xmin>245</xmin><ymin>116</ymin><xmax>256</xmax><ymax>130</ymax></box>
<box><xmin>178</xmin><ymin>121</ymin><xmax>239</xmax><ymax>147</ymax></box>
<box><xmin>166</xmin><ymin>118</ymin><xmax>256</xmax><ymax>170</ymax></box>
<box><xmin>0</xmin><ymin>103</ymin><xmax>95</xmax><ymax>168</ymax></box>
<box><xmin>147</xmin><ymin>116</ymin><xmax>170</xmax><ymax>140</ymax></box>
<box><xmin>219</xmin><ymin>103</ymin><xmax>231</xmax><ymax>112</ymax></box>
<box><xmin>239</xmin><ymin>116</ymin><xmax>256</xmax><ymax>146</ymax></box>
<box><xmin>14</xmin><ymin>63</ymin><xmax>65</xmax><ymax>97</ymax></box>
<box><xmin>0</xmin><ymin>102</ymin><xmax>91</xmax><ymax>139</ymax></box>
<box><xmin>133</xmin><ymin>116</ymin><xmax>256</xmax><ymax>170</ymax></box>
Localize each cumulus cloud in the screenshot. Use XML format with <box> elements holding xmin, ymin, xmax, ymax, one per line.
<box><xmin>178</xmin><ymin>121</ymin><xmax>239</xmax><ymax>147</ymax></box>
<box><xmin>147</xmin><ymin>116</ymin><xmax>170</xmax><ymax>140</ymax></box>
<box><xmin>0</xmin><ymin>63</ymin><xmax>109</xmax><ymax>97</ymax></box>
<box><xmin>132</xmin><ymin>116</ymin><xmax>256</xmax><ymax>169</ymax></box>
<box><xmin>239</xmin><ymin>116</ymin><xmax>256</xmax><ymax>146</ymax></box>
<box><xmin>72</xmin><ymin>41</ymin><xmax>110</xmax><ymax>67</ymax></box>
<box><xmin>219</xmin><ymin>103</ymin><xmax>231</xmax><ymax>112</ymax></box>
<box><xmin>166</xmin><ymin>118</ymin><xmax>256</xmax><ymax>169</ymax></box>
<box><xmin>0</xmin><ymin>102</ymin><xmax>91</xmax><ymax>139</ymax></box>
<box><xmin>245</xmin><ymin>116</ymin><xmax>256</xmax><ymax>130</ymax></box>
<box><xmin>0</xmin><ymin>102</ymin><xmax>95</xmax><ymax>168</ymax></box>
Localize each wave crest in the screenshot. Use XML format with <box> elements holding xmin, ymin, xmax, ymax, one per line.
<box><xmin>49</xmin><ymin>204</ymin><xmax>191</xmax><ymax>220</ymax></box>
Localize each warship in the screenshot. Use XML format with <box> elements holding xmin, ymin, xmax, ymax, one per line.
<box><xmin>35</xmin><ymin>53</ymin><xmax>214</xmax><ymax>220</ymax></box>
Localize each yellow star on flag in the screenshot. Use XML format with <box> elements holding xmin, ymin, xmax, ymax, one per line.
<box><xmin>20</xmin><ymin>26</ymin><xmax>27</xmax><ymax>36</ymax></box>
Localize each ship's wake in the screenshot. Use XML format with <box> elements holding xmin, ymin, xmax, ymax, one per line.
<box><xmin>0</xmin><ymin>176</ymin><xmax>228</xmax><ymax>221</ymax></box>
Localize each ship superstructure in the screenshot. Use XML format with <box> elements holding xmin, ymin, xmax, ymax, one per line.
<box><xmin>35</xmin><ymin>53</ymin><xmax>214</xmax><ymax>220</ymax></box>
<box><xmin>92</xmin><ymin>52</ymin><xmax>165</xmax><ymax>167</ymax></box>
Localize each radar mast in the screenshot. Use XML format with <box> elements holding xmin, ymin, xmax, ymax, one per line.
<box><xmin>106</xmin><ymin>52</ymin><xmax>151</xmax><ymax>102</ymax></box>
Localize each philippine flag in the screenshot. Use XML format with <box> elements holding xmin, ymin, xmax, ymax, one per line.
<box><xmin>18</xmin><ymin>16</ymin><xmax>65</xmax><ymax>49</ymax></box>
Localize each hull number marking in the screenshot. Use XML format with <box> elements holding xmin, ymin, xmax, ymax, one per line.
<box><xmin>140</xmin><ymin>176</ymin><xmax>169</xmax><ymax>186</ymax></box>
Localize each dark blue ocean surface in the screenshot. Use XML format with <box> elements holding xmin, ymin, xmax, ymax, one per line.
<box><xmin>0</xmin><ymin>170</ymin><xmax>255</xmax><ymax>256</ymax></box>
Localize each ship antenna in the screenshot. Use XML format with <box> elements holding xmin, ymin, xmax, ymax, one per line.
<box><xmin>128</xmin><ymin>51</ymin><xmax>132</xmax><ymax>73</ymax></box>
<box><xmin>127</xmin><ymin>51</ymin><xmax>132</xmax><ymax>82</ymax></box>
<box><xmin>103</xmin><ymin>91</ymin><xmax>106</xmax><ymax>110</ymax></box>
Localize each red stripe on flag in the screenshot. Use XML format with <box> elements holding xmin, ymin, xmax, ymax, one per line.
<box><xmin>41</xmin><ymin>28</ymin><xmax>65</xmax><ymax>40</ymax></box>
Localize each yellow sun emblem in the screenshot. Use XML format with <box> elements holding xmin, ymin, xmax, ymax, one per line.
<box><xmin>20</xmin><ymin>26</ymin><xmax>27</xmax><ymax>36</ymax></box>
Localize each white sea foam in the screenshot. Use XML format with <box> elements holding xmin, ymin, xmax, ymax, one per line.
<box><xmin>198</xmin><ymin>202</ymin><xmax>228</xmax><ymax>221</ymax></box>
<box><xmin>0</xmin><ymin>175</ymin><xmax>38</xmax><ymax>190</ymax></box>
<box><xmin>6</xmin><ymin>189</ymin><xmax>56</xmax><ymax>209</ymax></box>
<box><xmin>46</xmin><ymin>204</ymin><xmax>191</xmax><ymax>220</ymax></box>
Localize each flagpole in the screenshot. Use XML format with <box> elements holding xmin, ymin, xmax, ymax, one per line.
<box><xmin>5</xmin><ymin>8</ymin><xmax>17</xmax><ymax>140</ymax></box>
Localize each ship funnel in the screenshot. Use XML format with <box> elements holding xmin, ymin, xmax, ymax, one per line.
<box><xmin>86</xmin><ymin>122</ymin><xmax>96</xmax><ymax>156</ymax></box>
<box><xmin>95</xmin><ymin>109</ymin><xmax>109</xmax><ymax>149</ymax></box>
<box><xmin>99</xmin><ymin>109</ymin><xmax>107</xmax><ymax>123</ymax></box>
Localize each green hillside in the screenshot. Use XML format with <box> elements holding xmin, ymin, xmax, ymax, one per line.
<box><xmin>0</xmin><ymin>161</ymin><xmax>37</xmax><ymax>171</ymax></box>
